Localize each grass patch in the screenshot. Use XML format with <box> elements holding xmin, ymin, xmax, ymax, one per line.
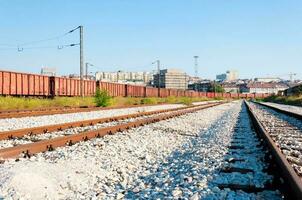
<box><xmin>0</xmin><ymin>96</ymin><xmax>95</xmax><ymax>110</ymax></box>
<box><xmin>213</xmin><ymin>96</ymin><xmax>224</xmax><ymax>100</ymax></box>
<box><xmin>0</xmin><ymin>95</ymin><xmax>223</xmax><ymax>111</ymax></box>
<box><xmin>140</xmin><ymin>97</ymin><xmax>159</xmax><ymax>105</ymax></box>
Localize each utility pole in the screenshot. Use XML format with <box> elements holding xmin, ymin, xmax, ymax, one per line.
<box><xmin>85</xmin><ymin>63</ymin><xmax>88</xmax><ymax>79</ymax></box>
<box><xmin>157</xmin><ymin>60</ymin><xmax>160</xmax><ymax>97</ymax></box>
<box><xmin>80</xmin><ymin>25</ymin><xmax>84</xmax><ymax>97</ymax></box>
<box><xmin>214</xmin><ymin>80</ymin><xmax>216</xmax><ymax>97</ymax></box>
<box><xmin>152</xmin><ymin>60</ymin><xmax>161</xmax><ymax>96</ymax></box>
<box><xmin>194</xmin><ymin>56</ymin><xmax>199</xmax><ymax>91</ymax></box>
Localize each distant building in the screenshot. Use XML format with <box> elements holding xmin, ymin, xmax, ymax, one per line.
<box><xmin>240</xmin><ymin>82</ymin><xmax>288</xmax><ymax>94</ymax></box>
<box><xmin>254</xmin><ymin>77</ymin><xmax>281</xmax><ymax>82</ymax></box>
<box><xmin>153</xmin><ymin>69</ymin><xmax>188</xmax><ymax>90</ymax></box>
<box><xmin>284</xmin><ymin>83</ymin><xmax>302</xmax><ymax>96</ymax></box>
<box><xmin>188</xmin><ymin>76</ymin><xmax>202</xmax><ymax>84</ymax></box>
<box><xmin>41</xmin><ymin>67</ymin><xmax>56</xmax><ymax>76</ymax></box>
<box><xmin>95</xmin><ymin>71</ymin><xmax>153</xmax><ymax>86</ymax></box>
<box><xmin>216</xmin><ymin>74</ymin><xmax>227</xmax><ymax>82</ymax></box>
<box><xmin>216</xmin><ymin>70</ymin><xmax>239</xmax><ymax>82</ymax></box>
<box><xmin>188</xmin><ymin>80</ymin><xmax>212</xmax><ymax>92</ymax></box>
<box><xmin>221</xmin><ymin>82</ymin><xmax>240</xmax><ymax>93</ymax></box>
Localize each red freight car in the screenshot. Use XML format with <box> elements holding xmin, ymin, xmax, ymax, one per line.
<box><xmin>222</xmin><ymin>93</ymin><xmax>231</xmax><ymax>98</ymax></box>
<box><xmin>246</xmin><ymin>93</ymin><xmax>255</xmax><ymax>98</ymax></box>
<box><xmin>179</xmin><ymin>90</ymin><xmax>186</xmax><ymax>97</ymax></box>
<box><xmin>98</xmin><ymin>82</ymin><xmax>126</xmax><ymax>97</ymax></box>
<box><xmin>159</xmin><ymin>88</ymin><xmax>168</xmax><ymax>98</ymax></box>
<box><xmin>146</xmin><ymin>87</ymin><xmax>158</xmax><ymax>97</ymax></box>
<box><xmin>238</xmin><ymin>93</ymin><xmax>246</xmax><ymax>98</ymax></box>
<box><xmin>1</xmin><ymin>70</ymin><xmax>273</xmax><ymax>99</ymax></box>
<box><xmin>0</xmin><ymin>70</ymin><xmax>50</xmax><ymax>96</ymax></box>
<box><xmin>198</xmin><ymin>92</ymin><xmax>207</xmax><ymax>98</ymax></box>
<box><xmin>126</xmin><ymin>85</ymin><xmax>145</xmax><ymax>97</ymax></box>
<box><xmin>169</xmin><ymin>89</ymin><xmax>178</xmax><ymax>97</ymax></box>
<box><xmin>230</xmin><ymin>93</ymin><xmax>238</xmax><ymax>98</ymax></box>
<box><xmin>215</xmin><ymin>93</ymin><xmax>222</xmax><ymax>98</ymax></box>
<box><xmin>191</xmin><ymin>91</ymin><xmax>199</xmax><ymax>98</ymax></box>
<box><xmin>51</xmin><ymin>77</ymin><xmax>95</xmax><ymax>96</ymax></box>
<box><xmin>206</xmin><ymin>92</ymin><xmax>214</xmax><ymax>98</ymax></box>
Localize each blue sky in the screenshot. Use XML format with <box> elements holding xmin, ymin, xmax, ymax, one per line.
<box><xmin>0</xmin><ymin>0</ymin><xmax>301</xmax><ymax>79</ymax></box>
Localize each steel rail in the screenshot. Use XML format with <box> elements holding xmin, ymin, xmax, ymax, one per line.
<box><xmin>254</xmin><ymin>101</ymin><xmax>302</xmax><ymax>120</ymax></box>
<box><xmin>0</xmin><ymin>102</ymin><xmax>222</xmax><ymax>160</ymax></box>
<box><xmin>0</xmin><ymin>103</ymin><xmax>168</xmax><ymax>119</ymax></box>
<box><xmin>245</xmin><ymin>101</ymin><xmax>302</xmax><ymax>199</ymax></box>
<box><xmin>0</xmin><ymin>103</ymin><xmax>217</xmax><ymax>140</ymax></box>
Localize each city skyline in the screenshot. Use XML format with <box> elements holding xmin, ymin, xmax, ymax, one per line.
<box><xmin>0</xmin><ymin>0</ymin><xmax>301</xmax><ymax>80</ymax></box>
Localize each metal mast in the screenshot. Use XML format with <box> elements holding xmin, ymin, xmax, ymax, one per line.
<box><xmin>80</xmin><ymin>25</ymin><xmax>84</xmax><ymax>97</ymax></box>
<box><xmin>85</xmin><ymin>62</ymin><xmax>94</xmax><ymax>79</ymax></box>
<box><xmin>157</xmin><ymin>60</ymin><xmax>160</xmax><ymax>96</ymax></box>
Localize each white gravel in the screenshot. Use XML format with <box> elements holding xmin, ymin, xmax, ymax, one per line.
<box><xmin>0</xmin><ymin>101</ymin><xmax>281</xmax><ymax>199</ymax></box>
<box><xmin>0</xmin><ymin>104</ymin><xmax>184</xmax><ymax>132</ymax></box>
<box><xmin>0</xmin><ymin>108</ymin><xmax>195</xmax><ymax>149</ymax></box>
<box><xmin>261</xmin><ymin>102</ymin><xmax>302</xmax><ymax>115</ymax></box>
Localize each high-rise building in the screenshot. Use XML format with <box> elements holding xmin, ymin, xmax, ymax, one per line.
<box><xmin>216</xmin><ymin>70</ymin><xmax>238</xmax><ymax>82</ymax></box>
<box><xmin>153</xmin><ymin>69</ymin><xmax>188</xmax><ymax>90</ymax></box>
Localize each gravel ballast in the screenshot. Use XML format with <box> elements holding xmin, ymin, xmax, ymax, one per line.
<box><xmin>0</xmin><ymin>101</ymin><xmax>282</xmax><ymax>199</ymax></box>
<box><xmin>0</xmin><ymin>104</ymin><xmax>184</xmax><ymax>132</ymax></box>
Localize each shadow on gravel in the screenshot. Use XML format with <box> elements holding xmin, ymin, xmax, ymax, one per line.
<box><xmin>123</xmin><ymin>103</ymin><xmax>239</xmax><ymax>199</ymax></box>
<box><xmin>201</xmin><ymin>103</ymin><xmax>282</xmax><ymax>200</ymax></box>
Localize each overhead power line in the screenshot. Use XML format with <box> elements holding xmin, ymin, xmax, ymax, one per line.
<box><xmin>0</xmin><ymin>26</ymin><xmax>80</xmax><ymax>48</ymax></box>
<box><xmin>0</xmin><ymin>43</ymin><xmax>79</xmax><ymax>51</ymax></box>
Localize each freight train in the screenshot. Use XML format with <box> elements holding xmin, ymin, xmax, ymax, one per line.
<box><xmin>0</xmin><ymin>70</ymin><xmax>270</xmax><ymax>98</ymax></box>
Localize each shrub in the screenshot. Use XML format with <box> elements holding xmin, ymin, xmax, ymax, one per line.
<box><xmin>95</xmin><ymin>89</ymin><xmax>111</xmax><ymax>107</ymax></box>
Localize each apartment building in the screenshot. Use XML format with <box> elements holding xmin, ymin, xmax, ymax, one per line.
<box><xmin>95</xmin><ymin>71</ymin><xmax>153</xmax><ymax>85</ymax></box>
<box><xmin>153</xmin><ymin>69</ymin><xmax>188</xmax><ymax>90</ymax></box>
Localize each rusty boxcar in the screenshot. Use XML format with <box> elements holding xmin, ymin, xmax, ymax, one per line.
<box><xmin>0</xmin><ymin>70</ymin><xmax>50</xmax><ymax>96</ymax></box>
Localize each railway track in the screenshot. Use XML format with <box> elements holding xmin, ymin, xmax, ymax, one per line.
<box><xmin>183</xmin><ymin>101</ymin><xmax>281</xmax><ymax>199</ymax></box>
<box><xmin>0</xmin><ymin>104</ymin><xmax>168</xmax><ymax>119</ymax></box>
<box><xmin>1</xmin><ymin>100</ymin><xmax>301</xmax><ymax>199</ymax></box>
<box><xmin>246</xmin><ymin>101</ymin><xmax>302</xmax><ymax>199</ymax></box>
<box><xmin>0</xmin><ymin>102</ymin><xmax>223</xmax><ymax>160</ymax></box>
